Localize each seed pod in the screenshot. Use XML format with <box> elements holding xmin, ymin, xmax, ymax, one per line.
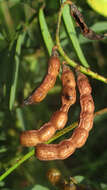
<box><xmin>23</xmin><ymin>49</ymin><xmax>60</xmax><ymax>105</ymax></box>
<box><xmin>20</xmin><ymin>65</ymin><xmax>76</xmax><ymax>147</ymax></box>
<box><xmin>61</xmin><ymin>65</ymin><xmax>76</xmax><ymax>112</ymax></box>
<box><xmin>47</xmin><ymin>168</ymin><xmax>77</xmax><ymax>190</ymax></box>
<box><xmin>36</xmin><ymin>72</ymin><xmax>94</xmax><ymax>160</ymax></box>
<box><xmin>64</xmin><ymin>183</ymin><xmax>76</xmax><ymax>190</ymax></box>
<box><xmin>36</xmin><ymin>139</ymin><xmax>75</xmax><ymax>160</ymax></box>
<box><xmin>70</xmin><ymin>2</ymin><xmax>107</xmax><ymax>40</ymax></box>
<box><xmin>20</xmin><ymin>123</ymin><xmax>56</xmax><ymax>147</ymax></box>
<box><xmin>47</xmin><ymin>168</ymin><xmax>61</xmax><ymax>185</ymax></box>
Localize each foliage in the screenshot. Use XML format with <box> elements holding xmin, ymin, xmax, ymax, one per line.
<box><xmin>87</xmin><ymin>0</ymin><xmax>107</xmax><ymax>17</ymax></box>
<box><xmin>0</xmin><ymin>0</ymin><xmax>107</xmax><ymax>189</ymax></box>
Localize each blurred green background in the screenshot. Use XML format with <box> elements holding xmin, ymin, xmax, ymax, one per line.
<box><xmin>0</xmin><ymin>0</ymin><xmax>107</xmax><ymax>189</ymax></box>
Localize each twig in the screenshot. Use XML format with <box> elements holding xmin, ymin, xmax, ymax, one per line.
<box><xmin>56</xmin><ymin>2</ymin><xmax>107</xmax><ymax>84</ymax></box>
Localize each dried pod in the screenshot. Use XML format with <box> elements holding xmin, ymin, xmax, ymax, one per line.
<box><xmin>70</xmin><ymin>2</ymin><xmax>106</xmax><ymax>40</ymax></box>
<box><xmin>47</xmin><ymin>168</ymin><xmax>61</xmax><ymax>185</ymax></box>
<box><xmin>36</xmin><ymin>72</ymin><xmax>94</xmax><ymax>160</ymax></box>
<box><xmin>61</xmin><ymin>65</ymin><xmax>76</xmax><ymax>112</ymax></box>
<box><xmin>64</xmin><ymin>183</ymin><xmax>77</xmax><ymax>190</ymax></box>
<box><xmin>20</xmin><ymin>65</ymin><xmax>76</xmax><ymax>147</ymax></box>
<box><xmin>20</xmin><ymin>123</ymin><xmax>56</xmax><ymax>147</ymax></box>
<box><xmin>23</xmin><ymin>49</ymin><xmax>60</xmax><ymax>105</ymax></box>
<box><xmin>47</xmin><ymin>168</ymin><xmax>77</xmax><ymax>190</ymax></box>
<box><xmin>50</xmin><ymin>111</ymin><xmax>68</xmax><ymax>130</ymax></box>
<box><xmin>70</xmin><ymin>128</ymin><xmax>88</xmax><ymax>148</ymax></box>
<box><xmin>36</xmin><ymin>140</ymin><xmax>75</xmax><ymax>160</ymax></box>
<box><xmin>61</xmin><ymin>65</ymin><xmax>76</xmax><ymax>87</ymax></box>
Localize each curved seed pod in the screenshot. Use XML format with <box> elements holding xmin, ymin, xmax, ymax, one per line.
<box><xmin>49</xmin><ymin>111</ymin><xmax>68</xmax><ymax>130</ymax></box>
<box><xmin>36</xmin><ymin>139</ymin><xmax>76</xmax><ymax>160</ymax></box>
<box><xmin>36</xmin><ymin>72</ymin><xmax>94</xmax><ymax>160</ymax></box>
<box><xmin>20</xmin><ymin>65</ymin><xmax>76</xmax><ymax>147</ymax></box>
<box><xmin>20</xmin><ymin>123</ymin><xmax>56</xmax><ymax>147</ymax></box>
<box><xmin>20</xmin><ymin>111</ymin><xmax>68</xmax><ymax>147</ymax></box>
<box><xmin>70</xmin><ymin>2</ymin><xmax>107</xmax><ymax>40</ymax></box>
<box><xmin>23</xmin><ymin>50</ymin><xmax>60</xmax><ymax>105</ymax></box>
<box><xmin>77</xmin><ymin>72</ymin><xmax>95</xmax><ymax>132</ymax></box>
<box><xmin>61</xmin><ymin>65</ymin><xmax>76</xmax><ymax>87</ymax></box>
<box><xmin>70</xmin><ymin>128</ymin><xmax>88</xmax><ymax>148</ymax></box>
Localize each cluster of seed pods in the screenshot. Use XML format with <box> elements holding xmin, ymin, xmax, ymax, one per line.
<box><xmin>36</xmin><ymin>71</ymin><xmax>94</xmax><ymax>160</ymax></box>
<box><xmin>20</xmin><ymin>60</ymin><xmax>76</xmax><ymax>147</ymax></box>
<box><xmin>20</xmin><ymin>48</ymin><xmax>94</xmax><ymax>161</ymax></box>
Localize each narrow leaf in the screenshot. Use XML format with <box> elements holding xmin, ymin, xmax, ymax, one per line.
<box><xmin>9</xmin><ymin>33</ymin><xmax>25</xmax><ymax>110</ymax></box>
<box><xmin>62</xmin><ymin>4</ymin><xmax>89</xmax><ymax>68</ymax></box>
<box><xmin>39</xmin><ymin>7</ymin><xmax>54</xmax><ymax>56</ymax></box>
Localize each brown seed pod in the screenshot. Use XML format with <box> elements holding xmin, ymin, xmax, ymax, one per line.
<box><xmin>47</xmin><ymin>168</ymin><xmax>61</xmax><ymax>185</ymax></box>
<box><xmin>20</xmin><ymin>123</ymin><xmax>56</xmax><ymax>147</ymax></box>
<box><xmin>23</xmin><ymin>49</ymin><xmax>60</xmax><ymax>105</ymax></box>
<box><xmin>64</xmin><ymin>183</ymin><xmax>77</xmax><ymax>190</ymax></box>
<box><xmin>47</xmin><ymin>168</ymin><xmax>77</xmax><ymax>190</ymax></box>
<box><xmin>20</xmin><ymin>65</ymin><xmax>76</xmax><ymax>147</ymax></box>
<box><xmin>36</xmin><ymin>72</ymin><xmax>94</xmax><ymax>160</ymax></box>
<box><xmin>36</xmin><ymin>139</ymin><xmax>75</xmax><ymax>160</ymax></box>
<box><xmin>61</xmin><ymin>65</ymin><xmax>76</xmax><ymax>111</ymax></box>
<box><xmin>70</xmin><ymin>2</ymin><xmax>106</xmax><ymax>40</ymax></box>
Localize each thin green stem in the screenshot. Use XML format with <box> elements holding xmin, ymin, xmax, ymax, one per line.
<box><xmin>0</xmin><ymin>108</ymin><xmax>107</xmax><ymax>181</ymax></box>
<box><xmin>94</xmin><ymin>107</ymin><xmax>107</xmax><ymax>117</ymax></box>
<box><xmin>47</xmin><ymin>122</ymin><xmax>77</xmax><ymax>144</ymax></box>
<box><xmin>0</xmin><ymin>150</ymin><xmax>34</xmax><ymax>182</ymax></box>
<box><xmin>56</xmin><ymin>2</ymin><xmax>107</xmax><ymax>84</ymax></box>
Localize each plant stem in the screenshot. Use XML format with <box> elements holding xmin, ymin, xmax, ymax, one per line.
<box><xmin>56</xmin><ymin>2</ymin><xmax>107</xmax><ymax>84</ymax></box>
<box><xmin>0</xmin><ymin>150</ymin><xmax>34</xmax><ymax>182</ymax></box>
<box><xmin>94</xmin><ymin>107</ymin><xmax>107</xmax><ymax>117</ymax></box>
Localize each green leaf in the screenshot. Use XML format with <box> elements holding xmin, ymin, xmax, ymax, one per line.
<box><xmin>62</xmin><ymin>4</ymin><xmax>89</xmax><ymax>68</ymax></box>
<box><xmin>87</xmin><ymin>0</ymin><xmax>107</xmax><ymax>17</ymax></box>
<box><xmin>16</xmin><ymin>108</ymin><xmax>26</xmax><ymax>130</ymax></box>
<box><xmin>23</xmin><ymin>184</ymin><xmax>50</xmax><ymax>190</ymax></box>
<box><xmin>39</xmin><ymin>7</ymin><xmax>54</xmax><ymax>56</ymax></box>
<box><xmin>9</xmin><ymin>32</ymin><xmax>25</xmax><ymax>110</ymax></box>
<box><xmin>74</xmin><ymin>175</ymin><xmax>85</xmax><ymax>183</ymax></box>
<box><xmin>31</xmin><ymin>185</ymin><xmax>49</xmax><ymax>190</ymax></box>
<box><xmin>91</xmin><ymin>21</ymin><xmax>107</xmax><ymax>32</ymax></box>
<box><xmin>100</xmin><ymin>183</ymin><xmax>107</xmax><ymax>190</ymax></box>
